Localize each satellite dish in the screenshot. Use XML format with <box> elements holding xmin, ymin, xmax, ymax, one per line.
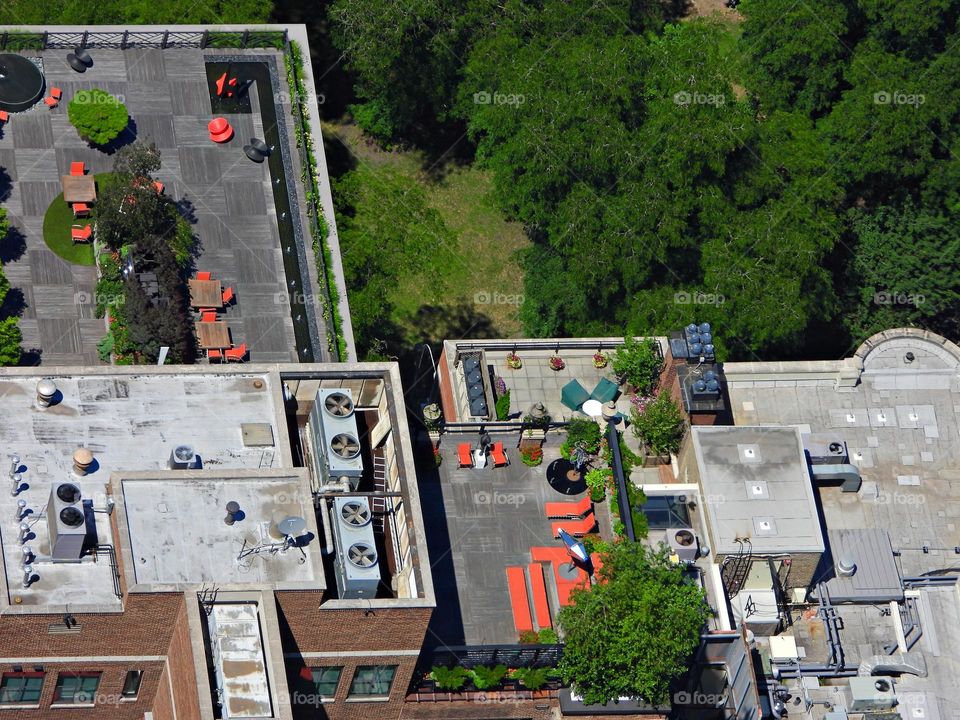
<box><xmin>276</xmin><ymin>516</ymin><xmax>307</xmax><ymax>537</ymax></box>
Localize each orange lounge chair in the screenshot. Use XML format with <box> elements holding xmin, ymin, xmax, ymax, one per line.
<box><xmin>70</xmin><ymin>161</ymin><xmax>85</xmax><ymax>176</ymax></box>
<box><xmin>44</xmin><ymin>96</ymin><xmax>59</xmax><ymax>108</ymax></box>
<box><xmin>72</xmin><ymin>202</ymin><xmax>90</xmax><ymax>218</ymax></box>
<box><xmin>225</xmin><ymin>343</ymin><xmax>248</xmax><ymax>362</ymax></box>
<box><xmin>506</xmin><ymin>567</ymin><xmax>534</xmax><ymax>634</ymax></box>
<box><xmin>196</xmin><ymin>271</ymin><xmax>212</xmax><ymax>281</ymax></box>
<box><xmin>491</xmin><ymin>441</ymin><xmax>508</xmax><ymax>467</ymax></box>
<box><xmin>153</xmin><ymin>181</ymin><xmax>164</xmax><ymax>194</ymax></box>
<box><xmin>207</xmin><ymin>349</ymin><xmax>223</xmax><ymax>362</ymax></box>
<box><xmin>551</xmin><ymin>511</ymin><xmax>597</xmax><ymax>538</ymax></box>
<box><xmin>545</xmin><ymin>495</ymin><xmax>594</xmax><ymax>519</ymax></box>
<box><xmin>51</xmin><ymin>87</ymin><xmax>62</xmax><ymax>100</ymax></box>
<box><xmin>71</xmin><ymin>224</ymin><xmax>92</xmax><ymax>243</ymax></box>
<box><xmin>528</xmin><ymin>563</ymin><xmax>552</xmax><ymax>629</ymax></box>
<box><xmin>200</xmin><ymin>311</ymin><xmax>217</xmax><ymax>323</ymax></box>
<box><xmin>0</xmin><ymin>110</ymin><xmax>8</xmax><ymax>123</ymax></box>
<box><xmin>222</xmin><ymin>287</ymin><xmax>234</xmax><ymax>305</ymax></box>
<box><xmin>457</xmin><ymin>443</ymin><xmax>473</xmax><ymax>468</ymax></box>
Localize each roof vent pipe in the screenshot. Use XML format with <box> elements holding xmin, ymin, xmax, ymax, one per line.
<box><xmin>837</xmin><ymin>556</ymin><xmax>857</xmax><ymax>577</ymax></box>
<box><xmin>36</xmin><ymin>379</ymin><xmax>57</xmax><ymax>409</ymax></box>
<box><xmin>73</xmin><ymin>448</ymin><xmax>93</xmax><ymax>476</ymax></box>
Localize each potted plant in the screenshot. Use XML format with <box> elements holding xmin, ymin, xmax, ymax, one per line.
<box><xmin>470</xmin><ymin>665</ymin><xmax>508</xmax><ymax>691</ymax></box>
<box><xmin>433</xmin><ymin>446</ymin><xmax>443</xmax><ymax>467</ymax></box>
<box><xmin>495</xmin><ymin>389</ymin><xmax>511</xmax><ymax>420</ymax></box>
<box><xmin>549</xmin><ymin>355</ymin><xmax>566</xmax><ymax>371</ymax></box>
<box><xmin>506</xmin><ymin>352</ymin><xmax>523</xmax><ymax>370</ymax></box>
<box><xmin>593</xmin><ymin>352</ymin><xmax>608</xmax><ymax>369</ymax></box>
<box><xmin>430</xmin><ymin>665</ymin><xmax>469</xmax><ymax>691</ymax></box>
<box><xmin>585</xmin><ymin>467</ymin><xmax>610</xmax><ymax>502</ymax></box>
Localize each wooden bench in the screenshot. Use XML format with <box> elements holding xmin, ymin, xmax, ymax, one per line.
<box><xmin>506</xmin><ymin>566</ymin><xmax>533</xmax><ymax>633</ymax></box>
<box><xmin>528</xmin><ymin>563</ymin><xmax>552</xmax><ymax>629</ymax></box>
<box><xmin>544</xmin><ymin>495</ymin><xmax>593</xmax><ymax>519</ymax></box>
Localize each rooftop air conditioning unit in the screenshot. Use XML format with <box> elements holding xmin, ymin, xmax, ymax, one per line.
<box><xmin>309</xmin><ymin>390</ymin><xmax>364</xmax><ymax>488</ymax></box>
<box><xmin>803</xmin><ymin>434</ymin><xmax>849</xmax><ymax>465</ymax></box>
<box><xmin>849</xmin><ymin>677</ymin><xmax>896</xmax><ymax>712</ymax></box>
<box><xmin>48</xmin><ymin>482</ymin><xmax>87</xmax><ymax>561</ymax></box>
<box><xmin>169</xmin><ymin>444</ymin><xmax>199</xmax><ymax>469</ymax></box>
<box><xmin>667</xmin><ymin>528</ymin><xmax>700</xmax><ymax>563</ymax></box>
<box><xmin>331</xmin><ymin>496</ymin><xmax>381</xmax><ymax>599</ymax></box>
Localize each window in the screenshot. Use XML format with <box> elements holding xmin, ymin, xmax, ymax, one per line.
<box><xmin>310</xmin><ymin>667</ymin><xmax>342</xmax><ymax>699</ymax></box>
<box><xmin>121</xmin><ymin>670</ymin><xmax>143</xmax><ymax>699</ymax></box>
<box><xmin>53</xmin><ymin>673</ymin><xmax>101</xmax><ymax>704</ymax></box>
<box><xmin>0</xmin><ymin>673</ymin><xmax>44</xmax><ymax>704</ymax></box>
<box><xmin>348</xmin><ymin>666</ymin><xmax>396</xmax><ymax>698</ymax></box>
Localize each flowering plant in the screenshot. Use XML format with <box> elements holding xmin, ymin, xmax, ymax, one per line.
<box><xmin>521</xmin><ymin>445</ymin><xmax>543</xmax><ymax>466</ymax></box>
<box><xmin>593</xmin><ymin>352</ymin><xmax>608</xmax><ymax>369</ymax></box>
<box><xmin>506</xmin><ymin>352</ymin><xmax>523</xmax><ymax>369</ymax></box>
<box><xmin>495</xmin><ymin>376</ymin><xmax>507</xmax><ymax>396</ymax></box>
<box><xmin>549</xmin><ymin>355</ymin><xmax>566</xmax><ymax>371</ymax></box>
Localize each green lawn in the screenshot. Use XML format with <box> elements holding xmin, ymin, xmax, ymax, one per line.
<box><xmin>325</xmin><ymin>121</ymin><xmax>529</xmax><ymax>342</ymax></box>
<box><xmin>42</xmin><ymin>190</ymin><xmax>95</xmax><ymax>266</ymax></box>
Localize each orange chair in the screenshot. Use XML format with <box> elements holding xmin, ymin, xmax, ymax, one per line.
<box><xmin>44</xmin><ymin>96</ymin><xmax>59</xmax><ymax>108</ymax></box>
<box><xmin>71</xmin><ymin>224</ymin><xmax>92</xmax><ymax>243</ymax></box>
<box><xmin>551</xmin><ymin>511</ymin><xmax>597</xmax><ymax>538</ymax></box>
<box><xmin>153</xmin><ymin>181</ymin><xmax>164</xmax><ymax>194</ymax></box>
<box><xmin>222</xmin><ymin>287</ymin><xmax>234</xmax><ymax>305</ymax></box>
<box><xmin>491</xmin><ymin>441</ymin><xmax>508</xmax><ymax>467</ymax></box>
<box><xmin>72</xmin><ymin>202</ymin><xmax>90</xmax><ymax>218</ymax></box>
<box><xmin>207</xmin><ymin>349</ymin><xmax>223</xmax><ymax>362</ymax></box>
<box><xmin>196</xmin><ymin>271</ymin><xmax>212</xmax><ymax>281</ymax></box>
<box><xmin>457</xmin><ymin>443</ymin><xmax>473</xmax><ymax>468</ymax></box>
<box><xmin>0</xmin><ymin>110</ymin><xmax>9</xmax><ymax>123</ymax></box>
<box><xmin>70</xmin><ymin>162</ymin><xmax>85</xmax><ymax>176</ymax></box>
<box><xmin>200</xmin><ymin>311</ymin><xmax>217</xmax><ymax>323</ymax></box>
<box><xmin>51</xmin><ymin>88</ymin><xmax>62</xmax><ymax>101</ymax></box>
<box><xmin>225</xmin><ymin>343</ymin><xmax>248</xmax><ymax>362</ymax></box>
<box><xmin>208</xmin><ymin>117</ymin><xmax>234</xmax><ymax>143</ymax></box>
<box><xmin>545</xmin><ymin>495</ymin><xmax>594</xmax><ymax>520</ymax></box>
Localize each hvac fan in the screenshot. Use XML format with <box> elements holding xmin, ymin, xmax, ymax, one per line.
<box><xmin>347</xmin><ymin>542</ymin><xmax>377</xmax><ymax>568</ymax></box>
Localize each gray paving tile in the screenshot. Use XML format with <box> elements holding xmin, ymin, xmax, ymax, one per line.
<box><xmin>132</xmin><ymin>113</ymin><xmax>177</xmax><ymax>149</ymax></box>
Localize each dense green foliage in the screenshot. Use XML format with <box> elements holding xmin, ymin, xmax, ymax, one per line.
<box><xmin>331</xmin><ymin>0</ymin><xmax>960</xmax><ymax>357</ymax></box>
<box><xmin>0</xmin><ymin>208</ymin><xmax>20</xmax><ymax>365</ymax></box>
<box><xmin>610</xmin><ymin>337</ymin><xmax>662</xmax><ymax>393</ymax></box>
<box><xmin>495</xmin><ymin>390</ymin><xmax>511</xmax><ymax>420</ymax></box>
<box><xmin>67</xmin><ymin>90</ymin><xmax>129</xmax><ymax>146</ymax></box>
<box><xmin>0</xmin><ymin>0</ymin><xmax>271</xmax><ymax>23</ymax></box>
<box><xmin>334</xmin><ymin>165</ymin><xmax>455</xmax><ymax>359</ymax></box>
<box><xmin>562</xmin><ymin>418</ymin><xmax>602</xmax><ymax>455</ymax></box>
<box><xmin>558</xmin><ymin>542</ymin><xmax>708</xmax><ymax>705</ymax></box>
<box><xmin>632</xmin><ymin>393</ymin><xmax>685</xmax><ymax>455</ymax></box>
<box><xmin>430</xmin><ymin>665</ymin><xmax>469</xmax><ymax>691</ymax></box>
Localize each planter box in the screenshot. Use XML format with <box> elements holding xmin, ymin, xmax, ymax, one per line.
<box><xmin>519</xmin><ymin>433</ymin><xmax>544</xmax><ymax>450</ymax></box>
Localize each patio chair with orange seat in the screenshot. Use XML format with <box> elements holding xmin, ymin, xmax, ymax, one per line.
<box><xmin>44</xmin><ymin>87</ymin><xmax>62</xmax><ymax>108</ymax></box>
<box><xmin>72</xmin><ymin>202</ymin><xmax>90</xmax><ymax>218</ymax></box>
<box><xmin>207</xmin><ymin>349</ymin><xmax>223</xmax><ymax>362</ymax></box>
<box><xmin>222</xmin><ymin>287</ymin><xmax>235</xmax><ymax>305</ymax></box>
<box><xmin>551</xmin><ymin>510</ymin><xmax>597</xmax><ymax>538</ymax></box>
<box><xmin>457</xmin><ymin>442</ymin><xmax>473</xmax><ymax>468</ymax></box>
<box><xmin>71</xmin><ymin>224</ymin><xmax>92</xmax><ymax>243</ymax></box>
<box><xmin>544</xmin><ymin>494</ymin><xmax>594</xmax><ymax>520</ymax></box>
<box><xmin>0</xmin><ymin>110</ymin><xmax>8</xmax><ymax>124</ymax></box>
<box><xmin>196</xmin><ymin>271</ymin><xmax>212</xmax><ymax>281</ymax></box>
<box><xmin>491</xmin><ymin>441</ymin><xmax>508</xmax><ymax>467</ymax></box>
<box><xmin>70</xmin><ymin>161</ymin><xmax>85</xmax><ymax>176</ymax></box>
<box><xmin>200</xmin><ymin>311</ymin><xmax>218</xmax><ymax>323</ymax></box>
<box><xmin>224</xmin><ymin>343</ymin><xmax>248</xmax><ymax>362</ymax></box>
<box><xmin>153</xmin><ymin>181</ymin><xmax>164</xmax><ymax>194</ymax></box>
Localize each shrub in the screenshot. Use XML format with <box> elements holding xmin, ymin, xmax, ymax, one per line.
<box><xmin>495</xmin><ymin>389</ymin><xmax>511</xmax><ymax>420</ymax></box>
<box><xmin>585</xmin><ymin>467</ymin><xmax>610</xmax><ymax>502</ymax></box>
<box><xmin>512</xmin><ymin>666</ymin><xmax>551</xmax><ymax>690</ymax></box>
<box><xmin>67</xmin><ymin>89</ymin><xmax>129</xmax><ymax>145</ymax></box>
<box><xmin>610</xmin><ymin>336</ymin><xmax>662</xmax><ymax>394</ymax></box>
<box><xmin>538</xmin><ymin>627</ymin><xmax>558</xmax><ymax>644</ymax></box>
<box><xmin>562</xmin><ymin>418</ymin><xmax>602</xmax><ymax>455</ymax></box>
<box><xmin>519</xmin><ymin>629</ymin><xmax>540</xmax><ymax>644</ymax></box>
<box><xmin>470</xmin><ymin>665</ymin><xmax>507</xmax><ymax>690</ymax></box>
<box><xmin>632</xmin><ymin>393</ymin><xmax>685</xmax><ymax>455</ymax></box>
<box><xmin>430</xmin><ymin>665</ymin><xmax>469</xmax><ymax>691</ymax></box>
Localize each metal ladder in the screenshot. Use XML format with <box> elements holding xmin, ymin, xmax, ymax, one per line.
<box><xmin>372</xmin><ymin>450</ymin><xmax>388</xmax><ymax>531</ymax></box>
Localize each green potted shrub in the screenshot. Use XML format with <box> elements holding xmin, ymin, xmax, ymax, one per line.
<box><xmin>631</xmin><ymin>392</ymin><xmax>685</xmax><ymax>457</ymax></box>
<box><xmin>518</xmin><ymin>629</ymin><xmax>540</xmax><ymax>644</ymax></box>
<box><xmin>537</xmin><ymin>627</ymin><xmax>558</xmax><ymax>644</ymax></box>
<box><xmin>511</xmin><ymin>666</ymin><xmax>551</xmax><ymax>691</ymax></box>
<box><xmin>430</xmin><ymin>665</ymin><xmax>469</xmax><ymax>691</ymax></box>
<box><xmin>67</xmin><ymin>89</ymin><xmax>129</xmax><ymax>146</ymax></box>
<box><xmin>561</xmin><ymin>418</ymin><xmax>602</xmax><ymax>457</ymax></box>
<box><xmin>470</xmin><ymin>665</ymin><xmax>508</xmax><ymax>690</ymax></box>
<box><xmin>584</xmin><ymin>467</ymin><xmax>610</xmax><ymax>502</ymax></box>
<box><xmin>495</xmin><ymin>389</ymin><xmax>511</xmax><ymax>420</ymax></box>
<box><xmin>610</xmin><ymin>336</ymin><xmax>662</xmax><ymax>394</ymax></box>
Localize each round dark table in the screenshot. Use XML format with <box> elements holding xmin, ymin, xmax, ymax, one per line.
<box><xmin>0</xmin><ymin>54</ymin><xmax>45</xmax><ymax>112</ymax></box>
<box><xmin>546</xmin><ymin>458</ymin><xmax>587</xmax><ymax>495</ymax></box>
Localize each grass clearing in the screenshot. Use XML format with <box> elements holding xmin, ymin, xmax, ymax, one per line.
<box><xmin>325</xmin><ymin>121</ymin><xmax>529</xmax><ymax>344</ymax></box>
<box><xmin>42</xmin><ymin>190</ymin><xmax>96</xmax><ymax>266</ymax></box>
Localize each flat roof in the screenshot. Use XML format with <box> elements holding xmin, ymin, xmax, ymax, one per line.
<box><xmin>820</xmin><ymin>528</ymin><xmax>903</xmax><ymax>602</ymax></box>
<box><xmin>115</xmin><ymin>470</ymin><xmax>323</xmax><ymax>591</ymax></box>
<box><xmin>691</xmin><ymin>426</ymin><xmax>825</xmax><ymax>554</ymax></box>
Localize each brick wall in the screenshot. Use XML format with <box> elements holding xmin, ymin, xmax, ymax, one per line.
<box><xmin>160</xmin><ymin>596</ymin><xmax>201</xmax><ymax>720</ymax></box>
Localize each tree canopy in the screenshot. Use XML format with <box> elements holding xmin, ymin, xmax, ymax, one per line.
<box><xmin>557</xmin><ymin>542</ymin><xmax>709</xmax><ymax>706</ymax></box>
<box><xmin>0</xmin><ymin>0</ymin><xmax>272</xmax><ymax>23</ymax></box>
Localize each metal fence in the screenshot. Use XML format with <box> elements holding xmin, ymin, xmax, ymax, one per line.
<box><xmin>422</xmin><ymin>644</ymin><xmax>562</xmax><ymax>670</ymax></box>
<box><xmin>0</xmin><ymin>29</ymin><xmax>286</xmax><ymax>51</ymax></box>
